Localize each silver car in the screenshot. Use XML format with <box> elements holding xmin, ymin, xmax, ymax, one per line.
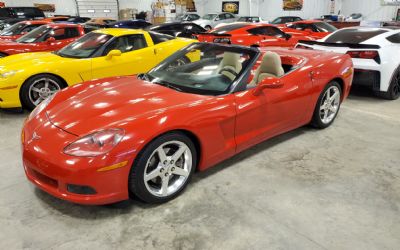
<box><xmin>193</xmin><ymin>12</ymin><xmax>237</xmax><ymax>30</ymax></box>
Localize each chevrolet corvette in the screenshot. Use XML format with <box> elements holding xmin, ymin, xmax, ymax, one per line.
<box><xmin>0</xmin><ymin>23</ymin><xmax>90</xmax><ymax>57</ymax></box>
<box><xmin>281</xmin><ymin>20</ymin><xmax>337</xmax><ymax>40</ymax></box>
<box><xmin>0</xmin><ymin>29</ymin><xmax>195</xmax><ymax>109</ymax></box>
<box><xmin>0</xmin><ymin>20</ymin><xmax>51</xmax><ymax>41</ymax></box>
<box><xmin>22</xmin><ymin>43</ymin><xmax>353</xmax><ymax>205</ymax></box>
<box><xmin>196</xmin><ymin>23</ymin><xmax>313</xmax><ymax>47</ymax></box>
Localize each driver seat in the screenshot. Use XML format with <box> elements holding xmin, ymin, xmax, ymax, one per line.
<box><xmin>217</xmin><ymin>52</ymin><xmax>242</xmax><ymax>81</ymax></box>
<box><xmin>249</xmin><ymin>52</ymin><xmax>284</xmax><ymax>87</ymax></box>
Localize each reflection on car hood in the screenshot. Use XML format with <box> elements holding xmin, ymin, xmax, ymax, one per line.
<box><xmin>193</xmin><ymin>19</ymin><xmax>212</xmax><ymax>26</ymax></box>
<box><xmin>46</xmin><ymin>76</ymin><xmax>210</xmax><ymax>135</ymax></box>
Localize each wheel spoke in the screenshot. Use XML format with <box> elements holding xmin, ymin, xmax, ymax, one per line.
<box><xmin>33</xmin><ymin>97</ymin><xmax>43</xmax><ymax>106</ymax></box>
<box><xmin>144</xmin><ymin>168</ymin><xmax>161</xmax><ymax>182</ymax></box>
<box><xmin>323</xmin><ymin>110</ymin><xmax>328</xmax><ymax>121</ymax></box>
<box><xmin>171</xmin><ymin>146</ymin><xmax>187</xmax><ymax>162</ymax></box>
<box><xmin>44</xmin><ymin>79</ymin><xmax>49</xmax><ymax>88</ymax></box>
<box><xmin>330</xmin><ymin>91</ymin><xmax>339</xmax><ymax>102</ymax></box>
<box><xmin>32</xmin><ymin>87</ymin><xmax>41</xmax><ymax>93</ymax></box>
<box><xmin>329</xmin><ymin>106</ymin><xmax>337</xmax><ymax>113</ymax></box>
<box><xmin>156</xmin><ymin>147</ymin><xmax>168</xmax><ymax>163</ymax></box>
<box><xmin>160</xmin><ymin>177</ymin><xmax>169</xmax><ymax>196</ymax></box>
<box><xmin>173</xmin><ymin>167</ymin><xmax>189</xmax><ymax>177</ymax></box>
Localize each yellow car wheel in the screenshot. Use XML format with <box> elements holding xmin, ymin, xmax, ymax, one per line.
<box><xmin>20</xmin><ymin>74</ymin><xmax>66</xmax><ymax>110</ymax></box>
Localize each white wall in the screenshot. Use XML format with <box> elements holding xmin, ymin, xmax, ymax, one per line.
<box><xmin>339</xmin><ymin>0</ymin><xmax>397</xmax><ymax>21</ymax></box>
<box><xmin>1</xmin><ymin>0</ymin><xmax>78</xmax><ymax>16</ymax></box>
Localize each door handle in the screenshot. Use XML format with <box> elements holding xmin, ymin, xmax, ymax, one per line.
<box><xmin>154</xmin><ymin>49</ymin><xmax>157</xmax><ymax>55</ymax></box>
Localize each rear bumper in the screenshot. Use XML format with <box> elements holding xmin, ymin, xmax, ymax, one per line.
<box><xmin>353</xmin><ymin>69</ymin><xmax>381</xmax><ymax>91</ymax></box>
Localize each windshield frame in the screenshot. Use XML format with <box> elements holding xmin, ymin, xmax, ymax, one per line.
<box><xmin>146</xmin><ymin>42</ymin><xmax>260</xmax><ymax>96</ymax></box>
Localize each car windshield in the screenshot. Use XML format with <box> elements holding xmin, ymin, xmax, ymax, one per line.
<box><xmin>238</xmin><ymin>17</ymin><xmax>258</xmax><ymax>22</ymax></box>
<box><xmin>0</xmin><ymin>22</ymin><xmax>27</xmax><ymax>36</ymax></box>
<box><xmin>16</xmin><ymin>25</ymin><xmax>52</xmax><ymax>43</ymax></box>
<box><xmin>146</xmin><ymin>43</ymin><xmax>257</xmax><ymax>95</ymax></box>
<box><xmin>56</xmin><ymin>32</ymin><xmax>112</xmax><ymax>58</ymax></box>
<box><xmin>325</xmin><ymin>28</ymin><xmax>388</xmax><ymax>43</ymax></box>
<box><xmin>202</xmin><ymin>14</ymin><xmax>217</xmax><ymax>20</ymax></box>
<box><xmin>314</xmin><ymin>22</ymin><xmax>337</xmax><ymax>32</ymax></box>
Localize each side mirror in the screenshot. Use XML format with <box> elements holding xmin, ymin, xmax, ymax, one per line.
<box><xmin>253</xmin><ymin>77</ymin><xmax>284</xmax><ymax>95</ymax></box>
<box><xmin>106</xmin><ymin>49</ymin><xmax>122</xmax><ymax>59</ymax></box>
<box><xmin>284</xmin><ymin>33</ymin><xmax>292</xmax><ymax>40</ymax></box>
<box><xmin>46</xmin><ymin>37</ymin><xmax>56</xmax><ymax>43</ymax></box>
<box><xmin>215</xmin><ymin>17</ymin><xmax>220</xmax><ymax>21</ymax></box>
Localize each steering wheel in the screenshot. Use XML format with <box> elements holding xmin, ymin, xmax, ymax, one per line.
<box><xmin>218</xmin><ymin>67</ymin><xmax>238</xmax><ymax>78</ymax></box>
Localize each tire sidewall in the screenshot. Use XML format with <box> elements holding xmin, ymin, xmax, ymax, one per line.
<box><xmin>129</xmin><ymin>132</ymin><xmax>197</xmax><ymax>204</ymax></box>
<box><xmin>20</xmin><ymin>74</ymin><xmax>64</xmax><ymax>110</ymax></box>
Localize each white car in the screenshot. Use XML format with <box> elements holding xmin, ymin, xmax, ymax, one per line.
<box><xmin>193</xmin><ymin>12</ymin><xmax>236</xmax><ymax>30</ymax></box>
<box><xmin>297</xmin><ymin>27</ymin><xmax>400</xmax><ymax>100</ymax></box>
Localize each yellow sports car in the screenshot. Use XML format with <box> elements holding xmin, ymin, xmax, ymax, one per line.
<box><xmin>0</xmin><ymin>29</ymin><xmax>196</xmax><ymax>109</ymax></box>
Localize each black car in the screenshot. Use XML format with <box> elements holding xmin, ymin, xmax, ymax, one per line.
<box><xmin>57</xmin><ymin>16</ymin><xmax>91</xmax><ymax>24</ymax></box>
<box><xmin>0</xmin><ymin>7</ymin><xmax>45</xmax><ymax>30</ymax></box>
<box><xmin>147</xmin><ymin>22</ymin><xmax>206</xmax><ymax>38</ymax></box>
<box><xmin>270</xmin><ymin>16</ymin><xmax>302</xmax><ymax>25</ymax></box>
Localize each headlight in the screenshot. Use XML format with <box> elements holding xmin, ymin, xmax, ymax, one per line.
<box><xmin>0</xmin><ymin>70</ymin><xmax>16</xmax><ymax>77</ymax></box>
<box><xmin>28</xmin><ymin>93</ymin><xmax>56</xmax><ymax>120</ymax></box>
<box><xmin>63</xmin><ymin>128</ymin><xmax>125</xmax><ymax>157</ymax></box>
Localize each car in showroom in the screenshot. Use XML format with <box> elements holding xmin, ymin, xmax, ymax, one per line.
<box><xmin>0</xmin><ymin>29</ymin><xmax>195</xmax><ymax>110</ymax></box>
<box><xmin>0</xmin><ymin>7</ymin><xmax>45</xmax><ymax>30</ymax></box>
<box><xmin>270</xmin><ymin>16</ymin><xmax>302</xmax><ymax>25</ymax></box>
<box><xmin>196</xmin><ymin>23</ymin><xmax>313</xmax><ymax>47</ymax></box>
<box><xmin>107</xmin><ymin>19</ymin><xmax>152</xmax><ymax>29</ymax></box>
<box><xmin>193</xmin><ymin>12</ymin><xmax>236</xmax><ymax>30</ymax></box>
<box><xmin>146</xmin><ymin>22</ymin><xmax>206</xmax><ymax>38</ymax></box>
<box><xmin>237</xmin><ymin>16</ymin><xmax>265</xmax><ymax>23</ymax></box>
<box><xmin>175</xmin><ymin>13</ymin><xmax>200</xmax><ymax>22</ymax></box>
<box><xmin>56</xmin><ymin>16</ymin><xmax>91</xmax><ymax>24</ymax></box>
<box><xmin>281</xmin><ymin>20</ymin><xmax>337</xmax><ymax>39</ymax></box>
<box><xmin>0</xmin><ymin>23</ymin><xmax>90</xmax><ymax>58</ymax></box>
<box><xmin>0</xmin><ymin>20</ymin><xmax>51</xmax><ymax>41</ymax></box>
<box><xmin>21</xmin><ymin>42</ymin><xmax>353</xmax><ymax>205</ymax></box>
<box><xmin>85</xmin><ymin>18</ymin><xmax>117</xmax><ymax>28</ymax></box>
<box><xmin>297</xmin><ymin>26</ymin><xmax>400</xmax><ymax>100</ymax></box>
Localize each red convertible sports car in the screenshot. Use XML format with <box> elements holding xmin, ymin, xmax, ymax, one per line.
<box><xmin>22</xmin><ymin>43</ymin><xmax>353</xmax><ymax>205</ymax></box>
<box><xmin>0</xmin><ymin>20</ymin><xmax>51</xmax><ymax>41</ymax></box>
<box><xmin>196</xmin><ymin>23</ymin><xmax>313</xmax><ymax>47</ymax></box>
<box><xmin>280</xmin><ymin>20</ymin><xmax>337</xmax><ymax>40</ymax></box>
<box><xmin>0</xmin><ymin>23</ymin><xmax>91</xmax><ymax>57</ymax></box>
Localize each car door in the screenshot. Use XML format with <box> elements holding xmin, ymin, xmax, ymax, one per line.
<box><xmin>90</xmin><ymin>34</ymin><xmax>156</xmax><ymax>79</ymax></box>
<box><xmin>224</xmin><ymin>13</ymin><xmax>236</xmax><ymax>23</ymax></box>
<box><xmin>234</xmin><ymin>60</ymin><xmax>313</xmax><ymax>152</ymax></box>
<box><xmin>214</xmin><ymin>14</ymin><xmax>226</xmax><ymax>26</ymax></box>
<box><xmin>47</xmin><ymin>27</ymin><xmax>81</xmax><ymax>51</ymax></box>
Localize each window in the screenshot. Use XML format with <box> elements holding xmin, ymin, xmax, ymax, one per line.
<box><xmin>218</xmin><ymin>14</ymin><xmax>225</xmax><ymax>20</ymax></box>
<box><xmin>51</xmin><ymin>27</ymin><xmax>80</xmax><ymax>40</ymax></box>
<box><xmin>387</xmin><ymin>32</ymin><xmax>400</xmax><ymax>43</ymax></box>
<box><xmin>22</xmin><ymin>25</ymin><xmax>41</xmax><ymax>33</ymax></box>
<box><xmin>103</xmin><ymin>34</ymin><xmax>147</xmax><ymax>55</ymax></box>
<box><xmin>149</xmin><ymin>31</ymin><xmax>174</xmax><ymax>44</ymax></box>
<box><xmin>325</xmin><ymin>29</ymin><xmax>387</xmax><ymax>43</ymax></box>
<box><xmin>248</xmin><ymin>27</ymin><xmax>285</xmax><ymax>37</ymax></box>
<box><xmin>224</xmin><ymin>13</ymin><xmax>234</xmax><ymax>19</ymax></box>
<box><xmin>57</xmin><ymin>33</ymin><xmax>112</xmax><ymax>58</ymax></box>
<box><xmin>313</xmin><ymin>22</ymin><xmax>337</xmax><ymax>32</ymax></box>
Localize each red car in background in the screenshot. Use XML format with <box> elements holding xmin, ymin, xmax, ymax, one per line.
<box><xmin>280</xmin><ymin>20</ymin><xmax>337</xmax><ymax>40</ymax></box>
<box><xmin>0</xmin><ymin>20</ymin><xmax>51</xmax><ymax>41</ymax></box>
<box><xmin>196</xmin><ymin>23</ymin><xmax>313</xmax><ymax>48</ymax></box>
<box><xmin>0</xmin><ymin>23</ymin><xmax>91</xmax><ymax>58</ymax></box>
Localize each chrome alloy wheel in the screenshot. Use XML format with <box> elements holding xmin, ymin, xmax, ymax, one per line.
<box><xmin>319</xmin><ymin>85</ymin><xmax>340</xmax><ymax>124</ymax></box>
<box><xmin>28</xmin><ymin>77</ymin><xmax>61</xmax><ymax>106</ymax></box>
<box><xmin>144</xmin><ymin>141</ymin><xmax>193</xmax><ymax>197</ymax></box>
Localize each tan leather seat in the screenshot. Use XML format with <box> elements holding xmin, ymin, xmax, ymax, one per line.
<box><xmin>249</xmin><ymin>52</ymin><xmax>284</xmax><ymax>87</ymax></box>
<box><xmin>217</xmin><ymin>52</ymin><xmax>242</xmax><ymax>81</ymax></box>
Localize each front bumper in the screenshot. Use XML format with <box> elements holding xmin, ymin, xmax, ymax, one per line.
<box><xmin>22</xmin><ymin>115</ymin><xmax>134</xmax><ymax>205</ymax></box>
<box><xmin>0</xmin><ymin>85</ymin><xmax>22</xmax><ymax>108</ymax></box>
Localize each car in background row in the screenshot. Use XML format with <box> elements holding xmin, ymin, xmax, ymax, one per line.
<box><xmin>85</xmin><ymin>18</ymin><xmax>117</xmax><ymax>28</ymax></box>
<box><xmin>107</xmin><ymin>19</ymin><xmax>152</xmax><ymax>29</ymax></box>
<box><xmin>196</xmin><ymin>23</ymin><xmax>313</xmax><ymax>48</ymax></box>
<box><xmin>0</xmin><ymin>23</ymin><xmax>93</xmax><ymax>58</ymax></box>
<box><xmin>282</xmin><ymin>20</ymin><xmax>337</xmax><ymax>39</ymax></box>
<box><xmin>270</xmin><ymin>16</ymin><xmax>302</xmax><ymax>25</ymax></box>
<box><xmin>0</xmin><ymin>7</ymin><xmax>45</xmax><ymax>30</ymax></box>
<box><xmin>176</xmin><ymin>13</ymin><xmax>200</xmax><ymax>21</ymax></box>
<box><xmin>21</xmin><ymin>43</ymin><xmax>353</xmax><ymax>204</ymax></box>
<box><xmin>297</xmin><ymin>26</ymin><xmax>400</xmax><ymax>100</ymax></box>
<box><xmin>0</xmin><ymin>20</ymin><xmax>51</xmax><ymax>41</ymax></box>
<box><xmin>56</xmin><ymin>16</ymin><xmax>91</xmax><ymax>24</ymax></box>
<box><xmin>147</xmin><ymin>22</ymin><xmax>206</xmax><ymax>38</ymax></box>
<box><xmin>0</xmin><ymin>29</ymin><xmax>195</xmax><ymax>109</ymax></box>
<box><xmin>237</xmin><ymin>16</ymin><xmax>265</xmax><ymax>23</ymax></box>
<box><xmin>193</xmin><ymin>12</ymin><xmax>236</xmax><ymax>30</ymax></box>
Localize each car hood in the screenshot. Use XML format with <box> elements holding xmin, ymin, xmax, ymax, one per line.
<box><xmin>193</xmin><ymin>19</ymin><xmax>211</xmax><ymax>26</ymax></box>
<box><xmin>0</xmin><ymin>52</ymin><xmax>63</xmax><ymax>71</ymax></box>
<box><xmin>46</xmin><ymin>76</ymin><xmax>211</xmax><ymax>136</ymax></box>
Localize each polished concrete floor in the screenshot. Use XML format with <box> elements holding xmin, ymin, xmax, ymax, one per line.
<box><xmin>1</xmin><ymin>87</ymin><xmax>399</xmax><ymax>249</ymax></box>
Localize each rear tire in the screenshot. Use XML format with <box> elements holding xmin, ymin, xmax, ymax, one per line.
<box><xmin>129</xmin><ymin>132</ymin><xmax>197</xmax><ymax>204</ymax></box>
<box><xmin>20</xmin><ymin>74</ymin><xmax>65</xmax><ymax>110</ymax></box>
<box><xmin>311</xmin><ymin>81</ymin><xmax>342</xmax><ymax>129</ymax></box>
<box><xmin>374</xmin><ymin>68</ymin><xmax>400</xmax><ymax>100</ymax></box>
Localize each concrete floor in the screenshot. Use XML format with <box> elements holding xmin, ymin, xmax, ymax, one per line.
<box><xmin>0</xmin><ymin>87</ymin><xmax>399</xmax><ymax>250</ymax></box>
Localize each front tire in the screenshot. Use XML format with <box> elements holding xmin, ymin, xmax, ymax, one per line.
<box><xmin>374</xmin><ymin>68</ymin><xmax>400</xmax><ymax>100</ymax></box>
<box><xmin>311</xmin><ymin>81</ymin><xmax>342</xmax><ymax>129</ymax></box>
<box><xmin>20</xmin><ymin>74</ymin><xmax>65</xmax><ymax>110</ymax></box>
<box><xmin>129</xmin><ymin>132</ymin><xmax>197</xmax><ymax>203</ymax></box>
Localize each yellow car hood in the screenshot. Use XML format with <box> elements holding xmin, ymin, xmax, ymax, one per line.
<box><xmin>0</xmin><ymin>52</ymin><xmax>71</xmax><ymax>71</ymax></box>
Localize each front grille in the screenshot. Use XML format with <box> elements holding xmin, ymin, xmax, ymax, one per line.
<box><xmin>29</xmin><ymin>168</ymin><xmax>58</xmax><ymax>188</ymax></box>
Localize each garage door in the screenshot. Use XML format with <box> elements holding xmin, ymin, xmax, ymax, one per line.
<box><xmin>76</xmin><ymin>0</ymin><xmax>119</xmax><ymax>19</ymax></box>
